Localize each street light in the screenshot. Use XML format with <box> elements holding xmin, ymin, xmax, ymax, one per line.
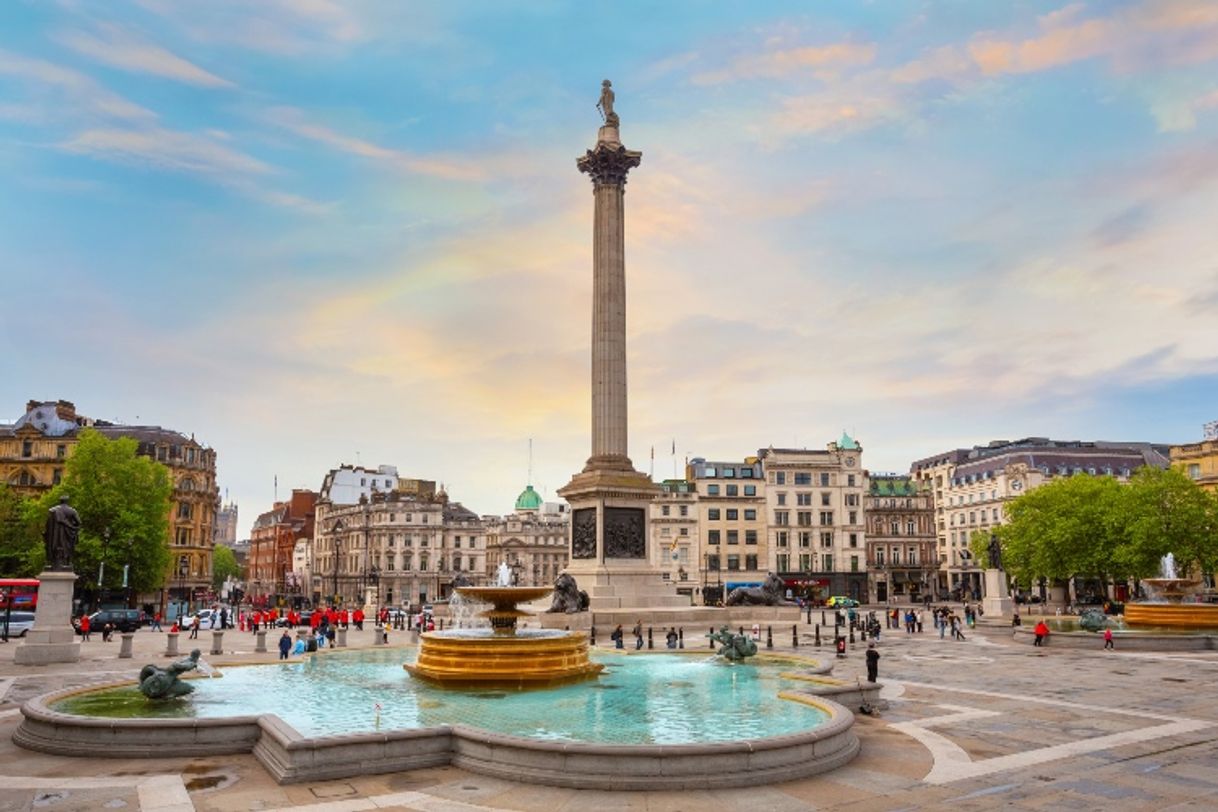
<box><xmin>331</xmin><ymin>520</ymin><xmax>344</xmax><ymax>607</ymax></box>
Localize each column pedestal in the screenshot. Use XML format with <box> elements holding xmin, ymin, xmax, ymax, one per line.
<box><xmin>15</xmin><ymin>570</ymin><xmax>80</xmax><ymax>666</ymax></box>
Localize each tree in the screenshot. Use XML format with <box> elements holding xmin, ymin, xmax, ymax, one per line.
<box><xmin>32</xmin><ymin>429</ymin><xmax>172</xmax><ymax>599</ymax></box>
<box><xmin>0</xmin><ymin>483</ymin><xmax>40</xmax><ymax>576</ymax></box>
<box><xmin>212</xmin><ymin>544</ymin><xmax>241</xmax><ymax>591</ymax></box>
<box><xmin>1118</xmin><ymin>467</ymin><xmax>1218</xmax><ymax>579</ymax></box>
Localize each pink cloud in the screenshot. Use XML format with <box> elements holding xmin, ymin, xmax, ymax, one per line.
<box><xmin>694</xmin><ymin>41</ymin><xmax>876</xmax><ymax>85</ymax></box>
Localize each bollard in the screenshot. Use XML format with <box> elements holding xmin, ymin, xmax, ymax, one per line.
<box><xmin>766</xmin><ymin>626</ymin><xmax>773</xmax><ymax>649</ymax></box>
<box><xmin>648</xmin><ymin>627</ymin><xmax>654</xmax><ymax>649</ymax></box>
<box><xmin>337</xmin><ymin>627</ymin><xmax>348</xmax><ymax>647</ymax></box>
<box><xmin>565</xmin><ymin>626</ymin><xmax>570</xmax><ymax>631</ymax></box>
<box><xmin>439</xmin><ymin>619</ymin><xmax>444</xmax><ymax>631</ymax></box>
<box><xmin>590</xmin><ymin>626</ymin><xmax>597</xmax><ymax>646</ymax></box>
<box><xmin>709</xmin><ymin>628</ymin><xmax>715</xmax><ymax>650</ymax></box>
<box><xmin>119</xmin><ymin>632</ymin><xmax>134</xmax><ymax>659</ymax></box>
<box><xmin>793</xmin><ymin>624</ymin><xmax>798</xmax><ymax>648</ymax></box>
<box><xmin>849</xmin><ymin>626</ymin><xmax>856</xmax><ymax>644</ymax></box>
<box><xmin>679</xmin><ymin>628</ymin><xmax>684</xmax><ymax>649</ymax></box>
<box><xmin>815</xmin><ymin>624</ymin><xmax>821</xmax><ymax>647</ymax></box>
<box><xmin>164</xmin><ymin>631</ymin><xmax>180</xmax><ymax>657</ymax></box>
<box><xmin>211</xmin><ymin>630</ymin><xmax>224</xmax><ymax>656</ymax></box>
<box><xmin>822</xmin><ymin>610</ymin><xmax>827</xmax><ymax>626</ymax></box>
<box><xmin>806</xmin><ymin>607</ymin><xmax>812</xmax><ymax>625</ymax></box>
<box><xmin>255</xmin><ymin>629</ymin><xmax>267</xmax><ymax>653</ymax></box>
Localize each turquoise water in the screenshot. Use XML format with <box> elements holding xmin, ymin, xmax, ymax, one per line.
<box><xmin>55</xmin><ymin>649</ymin><xmax>829</xmax><ymax>744</ymax></box>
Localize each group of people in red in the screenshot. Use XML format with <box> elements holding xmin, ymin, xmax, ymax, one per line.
<box><xmin>235</xmin><ymin>606</ymin><xmax>367</xmax><ymax>632</ymax></box>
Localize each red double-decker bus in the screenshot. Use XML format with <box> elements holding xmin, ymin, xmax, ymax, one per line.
<box><xmin>0</xmin><ymin>578</ymin><xmax>40</xmax><ymax>610</ymax></box>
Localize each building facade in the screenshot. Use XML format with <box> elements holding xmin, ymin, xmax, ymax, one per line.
<box><xmin>649</xmin><ymin>479</ymin><xmax>699</xmax><ymax>599</ymax></box>
<box><xmin>214</xmin><ymin>497</ymin><xmax>238</xmax><ymax>547</ymax></box>
<box><xmin>1172</xmin><ymin>421</ymin><xmax>1218</xmax><ymax>493</ymax></box>
<box><xmin>687</xmin><ymin>457</ymin><xmax>767</xmax><ymax>605</ymax></box>
<box><xmin>758</xmin><ymin>435</ymin><xmax>869</xmax><ymax>604</ymax></box>
<box><xmin>485</xmin><ymin>486</ymin><xmax>569</xmax><ymax>589</ymax></box>
<box><xmin>0</xmin><ymin>399</ymin><xmax>218</xmax><ymax>612</ymax></box>
<box><xmin>248</xmin><ymin>489</ymin><xmax>316</xmax><ymax>608</ymax></box>
<box><xmin>864</xmin><ymin>474</ymin><xmax>937</xmax><ymax>603</ymax></box>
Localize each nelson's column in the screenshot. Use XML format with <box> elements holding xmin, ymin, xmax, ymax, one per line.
<box><xmin>557</xmin><ymin>81</ymin><xmax>685</xmax><ymax>609</ymax></box>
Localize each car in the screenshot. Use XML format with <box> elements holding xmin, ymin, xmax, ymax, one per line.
<box><xmin>1</xmin><ymin>611</ymin><xmax>35</xmax><ymax>638</ymax></box>
<box><xmin>181</xmin><ymin>608</ymin><xmax>216</xmax><ymax>629</ymax></box>
<box><xmin>825</xmin><ymin>596</ymin><xmax>859</xmax><ymax>608</ymax></box>
<box><xmin>75</xmin><ymin>608</ymin><xmax>146</xmax><ymax>633</ymax></box>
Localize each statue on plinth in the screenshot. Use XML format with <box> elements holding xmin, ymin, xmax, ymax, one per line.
<box><xmin>988</xmin><ymin>534</ymin><xmax>1003</xmax><ymax>571</ymax></box>
<box><xmin>708</xmin><ymin>625</ymin><xmax>758</xmax><ymax>661</ymax></box>
<box><xmin>547</xmin><ymin>573</ymin><xmax>590</xmax><ymax>613</ymax></box>
<box><xmin>44</xmin><ymin>495</ymin><xmax>80</xmax><ymax>572</ymax></box>
<box><xmin>726</xmin><ymin>572</ymin><xmax>797</xmax><ymax>606</ymax></box>
<box><xmin>138</xmin><ymin>649</ymin><xmax>201</xmax><ymax>699</ymax></box>
<box><xmin>596</xmin><ymin>79</ymin><xmax>619</xmax><ymax>127</ymax></box>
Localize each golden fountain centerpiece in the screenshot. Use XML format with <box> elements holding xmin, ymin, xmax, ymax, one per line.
<box><xmin>404</xmin><ymin>585</ymin><xmax>603</xmax><ymax>686</ymax></box>
<box><xmin>1124</xmin><ymin>554</ymin><xmax>1218</xmax><ymax>629</ymax></box>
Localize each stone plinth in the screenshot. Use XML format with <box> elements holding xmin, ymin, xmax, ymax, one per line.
<box><xmin>164</xmin><ymin>632</ymin><xmax>180</xmax><ymax>657</ymax></box>
<box><xmin>982</xmin><ymin>569</ymin><xmax>1014</xmax><ymax>619</ymax></box>
<box><xmin>14</xmin><ymin>570</ymin><xmax>79</xmax><ymax>665</ymax></box>
<box><xmin>118</xmin><ymin>633</ymin><xmax>134</xmax><ymax>659</ymax></box>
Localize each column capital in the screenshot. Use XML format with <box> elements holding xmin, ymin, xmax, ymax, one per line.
<box><xmin>577</xmin><ymin>142</ymin><xmax>642</xmax><ymax>187</ymax></box>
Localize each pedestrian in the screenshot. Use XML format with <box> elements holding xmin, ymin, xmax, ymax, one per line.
<box><xmin>382</xmin><ymin>621</ymin><xmax>390</xmax><ymax>645</ymax></box>
<box><xmin>633</xmin><ymin>620</ymin><xmax>643</xmax><ymax>650</ymax></box>
<box><xmin>278</xmin><ymin>630</ymin><xmax>292</xmax><ymax>660</ymax></box>
<box><xmin>150</xmin><ymin>612</ymin><xmax>162</xmax><ymax>632</ymax></box>
<box><xmin>611</xmin><ymin>624</ymin><xmax>624</xmax><ymax>649</ymax></box>
<box><xmin>666</xmin><ymin>627</ymin><xmax>678</xmax><ymax>649</ymax></box>
<box><xmin>102</xmin><ymin>621</ymin><xmax>114</xmax><ymax>642</ymax></box>
<box><xmin>1033</xmin><ymin>620</ymin><xmax>1049</xmax><ymax>647</ymax></box>
<box><xmin>1103</xmin><ymin>627</ymin><xmax>1114</xmax><ymax>650</ymax></box>
<box><xmin>79</xmin><ymin>613</ymin><xmax>91</xmax><ymax>641</ymax></box>
<box><xmin>189</xmin><ymin>614</ymin><xmax>200</xmax><ymax>640</ymax></box>
<box><xmin>1012</xmin><ymin>612</ymin><xmax>1022</xmax><ymax>627</ymax></box>
<box><xmin>865</xmin><ymin>642</ymin><xmax>880</xmax><ymax>683</ymax></box>
<box><xmin>219</xmin><ymin>607</ymin><xmax>228</xmax><ymax>630</ymax></box>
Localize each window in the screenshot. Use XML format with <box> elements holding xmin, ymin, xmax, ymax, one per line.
<box><xmin>876</xmin><ymin>549</ymin><xmax>885</xmax><ymax>566</ymax></box>
<box><xmin>707</xmin><ymin>554</ymin><xmax>721</xmax><ymax>570</ymax></box>
<box><xmin>708</xmin><ymin>509</ymin><xmax>721</xmax><ymax>521</ymax></box>
<box><xmin>821</xmin><ymin>531</ymin><xmax>833</xmax><ymax>548</ymax></box>
<box><xmin>849</xmin><ymin>510</ymin><xmax>858</xmax><ymax>524</ymax></box>
<box><xmin>744</xmin><ymin>485</ymin><xmax>757</xmax><ymax>496</ymax></box>
<box><xmin>1189</xmin><ymin>463</ymin><xmax>1201</xmax><ymax>480</ymax></box>
<box><xmin>891</xmin><ymin>521</ymin><xmax>900</xmax><ymax>535</ymax></box>
<box><xmin>907</xmin><ymin>521</ymin><xmax>915</xmax><ymax>535</ymax></box>
<box><xmin>777</xmin><ymin>554</ymin><xmax>790</xmax><ymax>571</ymax></box>
<box><xmin>797</xmin><ymin>511</ymin><xmax>812</xmax><ymax>526</ymax></box>
<box><xmin>845</xmin><ymin>493</ymin><xmax>859</xmax><ymax>506</ymax></box>
<box><xmin>680</xmin><ymin>528</ymin><xmax>689</xmax><ymax>536</ymax></box>
<box><xmin>908</xmin><ymin>546</ymin><xmax>918</xmax><ymax>565</ymax></box>
<box><xmin>186</xmin><ymin>448</ymin><xmax>196</xmax><ymax>464</ymax></box>
<box><xmin>799</xmin><ymin>553</ymin><xmax>812</xmax><ymax>571</ymax></box>
<box><xmin>707</xmin><ymin>484</ymin><xmax>720</xmax><ymax>496</ymax></box>
<box><xmin>799</xmin><ymin>531</ymin><xmax>812</xmax><ymax>548</ymax></box>
<box><xmin>741</xmin><ymin>468</ymin><xmax>754</xmax><ymax>478</ymax></box>
<box><xmin>776</xmin><ymin>531</ymin><xmax>789</xmax><ymax>547</ymax></box>
<box><xmin>891</xmin><ymin>546</ymin><xmax>901</xmax><ymax>564</ymax></box>
<box><xmin>454</xmin><ymin>537</ymin><xmax>461</xmax><ymax>548</ymax></box>
<box><xmin>726</xmin><ymin>554</ymin><xmax>740</xmax><ymax>570</ymax></box>
<box><xmin>794</xmin><ymin>473</ymin><xmax>811</xmax><ymax>485</ymax></box>
<box><xmin>745</xmin><ymin>554</ymin><xmax>758</xmax><ymax>570</ymax></box>
<box><xmin>679</xmin><ymin>506</ymin><xmax>689</xmax><ymax>517</ymax></box>
<box><xmin>361</xmin><ymin>478</ymin><xmax>366</xmax><ymax>486</ymax></box>
<box><xmin>820</xmin><ymin>511</ymin><xmax>834</xmax><ymax>525</ymax></box>
<box><xmin>56</xmin><ymin>444</ymin><xmax>65</xmax><ymax>458</ymax></box>
<box><xmin>821</xmin><ymin>492</ymin><xmax>831</xmax><ymax>506</ymax></box>
<box><xmin>745</xmin><ymin>530</ymin><xmax>758</xmax><ymax>545</ymax></box>
<box><xmin>775</xmin><ymin>510</ymin><xmax>789</xmax><ymax>525</ymax></box>
<box><xmin>849</xmin><ymin>533</ymin><xmax>858</xmax><ymax>548</ymax></box>
<box><xmin>847</xmin><ymin>474</ymin><xmax>856</xmax><ymax>487</ymax></box>
<box><xmin>661</xmin><ymin>505</ymin><xmax>670</xmax><ymax>516</ymax></box>
<box><xmin>727</xmin><ymin>530</ymin><xmax>739</xmax><ymax>545</ymax></box>
<box><xmin>850</xmin><ymin>556</ymin><xmax>859</xmax><ymax>572</ymax></box>
<box><xmin>726</xmin><ymin>509</ymin><xmax>738</xmax><ymax>520</ymax></box>
<box><xmin>52</xmin><ymin>468</ymin><xmax>61</xmax><ymax>485</ymax></box>
<box><xmin>820</xmin><ymin>473</ymin><xmax>831</xmax><ymax>486</ymax></box>
<box><xmin>822</xmin><ymin>554</ymin><xmax>834</xmax><ymax>571</ymax></box>
<box><xmin>420</xmin><ymin>555</ymin><xmax>429</xmax><ymax>571</ymax></box>
<box><xmin>797</xmin><ymin>492</ymin><xmax>811</xmax><ymax>506</ymax></box>
<box><xmin>774</xmin><ymin>472</ymin><xmax>786</xmax><ymax>485</ymax></box>
<box><xmin>175</xmin><ymin>527</ymin><xmax>191</xmax><ymax>545</ymax></box>
<box><xmin>157</xmin><ymin>445</ymin><xmax>168</xmax><ymax>461</ymax></box>
<box><xmin>21</xmin><ymin>440</ymin><xmax>31</xmax><ymax>458</ymax></box>
<box><xmin>708</xmin><ymin>530</ymin><xmax>721</xmax><ymax>545</ymax></box>
<box><xmin>776</xmin><ymin>492</ymin><xmax>787</xmax><ymax>506</ymax></box>
<box><xmin>723</xmin><ymin>468</ymin><xmax>736</xmax><ymax>478</ymax></box>
<box><xmin>385</xmin><ymin>480</ymin><xmax>392</xmax><ymax>488</ymax></box>
<box><xmin>744</xmin><ymin>509</ymin><xmax>757</xmax><ymax>521</ymax></box>
<box><xmin>177</xmin><ymin>502</ymin><xmax>192</xmax><ymax>520</ymax></box>
<box><xmin>726</xmin><ymin>485</ymin><xmax>738</xmax><ymax>497</ymax></box>
<box><xmin>17</xmin><ymin>470</ymin><xmax>35</xmax><ymax>486</ymax></box>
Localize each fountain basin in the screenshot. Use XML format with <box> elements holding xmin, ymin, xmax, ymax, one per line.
<box><xmin>1124</xmin><ymin>603</ymin><xmax>1218</xmax><ymax>629</ymax></box>
<box><xmin>404</xmin><ymin>629</ymin><xmax>603</xmax><ymax>685</ymax></box>
<box><xmin>18</xmin><ymin>649</ymin><xmax>859</xmax><ymax>788</ymax></box>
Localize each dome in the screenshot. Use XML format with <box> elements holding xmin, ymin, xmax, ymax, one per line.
<box><xmin>515</xmin><ymin>485</ymin><xmax>543</xmax><ymax>512</ymax></box>
<box><xmin>838</xmin><ymin>431</ymin><xmax>860</xmax><ymax>450</ymax></box>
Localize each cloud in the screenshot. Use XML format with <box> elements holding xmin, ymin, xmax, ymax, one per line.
<box><xmin>134</xmin><ymin>0</ymin><xmax>365</xmax><ymax>55</ymax></box>
<box><xmin>694</xmin><ymin>41</ymin><xmax>876</xmax><ymax>85</ymax></box>
<box><xmin>0</xmin><ymin>48</ymin><xmax>155</xmax><ymax>122</ymax></box>
<box><xmin>55</xmin><ymin>25</ymin><xmax>233</xmax><ymax>87</ymax></box>
<box><xmin>60</xmin><ymin>127</ymin><xmax>270</xmax><ymax>175</ymax></box>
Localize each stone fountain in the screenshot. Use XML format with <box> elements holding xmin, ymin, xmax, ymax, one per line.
<box><xmin>1125</xmin><ymin>554</ymin><xmax>1218</xmax><ymax>629</ymax></box>
<box><xmin>404</xmin><ymin>563</ymin><xmax>603</xmax><ymax>686</ymax></box>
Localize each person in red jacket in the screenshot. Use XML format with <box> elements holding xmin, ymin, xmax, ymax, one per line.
<box><xmin>353</xmin><ymin>608</ymin><xmax>364</xmax><ymax>631</ymax></box>
<box><xmin>79</xmin><ymin>613</ymin><xmax>91</xmax><ymax>641</ymax></box>
<box><xmin>1033</xmin><ymin>620</ymin><xmax>1050</xmax><ymax>647</ymax></box>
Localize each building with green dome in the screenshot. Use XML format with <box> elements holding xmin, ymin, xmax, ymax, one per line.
<box><xmin>514</xmin><ymin>484</ymin><xmax>543</xmax><ymax>513</ymax></box>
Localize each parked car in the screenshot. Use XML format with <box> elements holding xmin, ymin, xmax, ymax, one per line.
<box><xmin>181</xmin><ymin>608</ymin><xmax>216</xmax><ymax>629</ymax></box>
<box><xmin>74</xmin><ymin>608</ymin><xmax>146</xmax><ymax>633</ymax></box>
<box><xmin>825</xmin><ymin>596</ymin><xmax>859</xmax><ymax>608</ymax></box>
<box><xmin>1</xmin><ymin>610</ymin><xmax>35</xmax><ymax>637</ymax></box>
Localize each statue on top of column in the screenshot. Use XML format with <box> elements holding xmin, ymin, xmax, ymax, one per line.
<box><xmin>597</xmin><ymin>79</ymin><xmax>619</xmax><ymax>127</ymax></box>
<box><xmin>44</xmin><ymin>495</ymin><xmax>81</xmax><ymax>572</ymax></box>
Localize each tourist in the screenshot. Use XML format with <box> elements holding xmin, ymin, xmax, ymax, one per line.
<box><xmin>78</xmin><ymin>613</ymin><xmax>91</xmax><ymax>641</ymax></box>
<box><xmin>189</xmin><ymin>614</ymin><xmax>200</xmax><ymax>640</ymax></box>
<box><xmin>611</xmin><ymin>624</ymin><xmax>624</xmax><ymax>649</ymax></box>
<box><xmin>150</xmin><ymin>612</ymin><xmax>162</xmax><ymax>632</ymax></box>
<box><xmin>1033</xmin><ymin>620</ymin><xmax>1049</xmax><ymax>647</ymax></box>
<box><xmin>326</xmin><ymin>625</ymin><xmax>336</xmax><ymax>647</ymax></box>
<box><xmin>353</xmin><ymin>608</ymin><xmax>364</xmax><ymax>631</ymax></box>
<box><xmin>632</xmin><ymin>620</ymin><xmax>643</xmax><ymax>650</ymax></box>
<box><xmin>102</xmin><ymin>621</ymin><xmax>114</xmax><ymax>642</ymax></box>
<box><xmin>278</xmin><ymin>630</ymin><xmax>292</xmax><ymax>660</ymax></box>
<box><xmin>1012</xmin><ymin>612</ymin><xmax>1022</xmax><ymax>627</ymax></box>
<box><xmin>915</xmin><ymin>610</ymin><xmax>924</xmax><ymax>633</ymax></box>
<box><xmin>219</xmin><ymin>607</ymin><xmax>228</xmax><ymax>630</ymax></box>
<box><xmin>865</xmin><ymin>642</ymin><xmax>880</xmax><ymax>683</ymax></box>
<box><xmin>666</xmin><ymin>628</ymin><xmax>678</xmax><ymax>649</ymax></box>
<box><xmin>1103</xmin><ymin>627</ymin><xmax>1114</xmax><ymax>650</ymax></box>
<box><xmin>382</xmin><ymin>621</ymin><xmax>391</xmax><ymax>645</ymax></box>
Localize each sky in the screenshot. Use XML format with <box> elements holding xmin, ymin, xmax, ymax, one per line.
<box><xmin>2</xmin><ymin>1</ymin><xmax>1217</xmax><ymax>539</ymax></box>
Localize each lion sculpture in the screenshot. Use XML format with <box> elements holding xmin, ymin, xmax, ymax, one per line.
<box><xmin>726</xmin><ymin>572</ymin><xmax>796</xmax><ymax>607</ymax></box>
<box><xmin>547</xmin><ymin>572</ymin><xmax>590</xmax><ymax>613</ymax></box>
<box><xmin>708</xmin><ymin>625</ymin><xmax>758</xmax><ymax>660</ymax></box>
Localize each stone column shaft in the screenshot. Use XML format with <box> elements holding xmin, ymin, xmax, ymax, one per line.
<box><xmin>592</xmin><ymin>181</ymin><xmax>628</xmax><ymax>460</ymax></box>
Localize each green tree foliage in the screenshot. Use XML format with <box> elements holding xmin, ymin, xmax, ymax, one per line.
<box><xmin>1119</xmin><ymin>467</ymin><xmax>1218</xmax><ymax>578</ymax></box>
<box><xmin>32</xmin><ymin>429</ymin><xmax>172</xmax><ymax>595</ymax></box>
<box><xmin>212</xmin><ymin>544</ymin><xmax>241</xmax><ymax>590</ymax></box>
<box><xmin>980</xmin><ymin>467</ymin><xmax>1218</xmax><ymax>588</ymax></box>
<box><xmin>0</xmin><ymin>483</ymin><xmax>41</xmax><ymax>576</ymax></box>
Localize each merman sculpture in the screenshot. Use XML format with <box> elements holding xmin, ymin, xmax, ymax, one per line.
<box><xmin>139</xmin><ymin>649</ymin><xmax>201</xmax><ymax>699</ymax></box>
<box><xmin>709</xmin><ymin>625</ymin><xmax>758</xmax><ymax>661</ymax></box>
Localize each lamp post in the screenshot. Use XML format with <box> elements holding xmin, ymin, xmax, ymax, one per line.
<box><xmin>96</xmin><ymin>526</ymin><xmax>111</xmax><ymax>611</ymax></box>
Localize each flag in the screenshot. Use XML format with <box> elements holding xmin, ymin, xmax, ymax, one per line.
<box><xmin>650</xmin><ymin>445</ymin><xmax>654</xmax><ymax>460</ymax></box>
<box><xmin>672</xmin><ymin>439</ymin><xmax>675</xmax><ymax>455</ymax></box>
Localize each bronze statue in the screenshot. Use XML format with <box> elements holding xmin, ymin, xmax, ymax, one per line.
<box><xmin>44</xmin><ymin>495</ymin><xmax>80</xmax><ymax>571</ymax></box>
<box><xmin>547</xmin><ymin>572</ymin><xmax>590</xmax><ymax>613</ymax></box>
<box><xmin>726</xmin><ymin>572</ymin><xmax>797</xmax><ymax>606</ymax></box>
<box><xmin>988</xmin><ymin>534</ymin><xmax>1003</xmax><ymax>571</ymax></box>
<box><xmin>138</xmin><ymin>649</ymin><xmax>202</xmax><ymax>699</ymax></box>
<box><xmin>708</xmin><ymin>625</ymin><xmax>758</xmax><ymax>660</ymax></box>
<box><xmin>597</xmin><ymin>79</ymin><xmax>619</xmax><ymax>127</ymax></box>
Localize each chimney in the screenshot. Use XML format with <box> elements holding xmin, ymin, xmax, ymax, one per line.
<box><xmin>26</xmin><ymin>399</ymin><xmax>40</xmax><ymax>413</ymax></box>
<box><xmin>55</xmin><ymin>400</ymin><xmax>76</xmax><ymax>421</ymax></box>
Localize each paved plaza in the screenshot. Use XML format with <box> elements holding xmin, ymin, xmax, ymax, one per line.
<box><xmin>1</xmin><ymin>620</ymin><xmax>1216</xmax><ymax>811</ymax></box>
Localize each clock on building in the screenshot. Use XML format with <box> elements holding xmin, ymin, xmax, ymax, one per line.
<box><xmin>844</xmin><ymin>457</ymin><xmax>856</xmax><ymax>467</ymax></box>
<box><xmin>1011</xmin><ymin>479</ymin><xmax>1024</xmax><ymax>492</ymax></box>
